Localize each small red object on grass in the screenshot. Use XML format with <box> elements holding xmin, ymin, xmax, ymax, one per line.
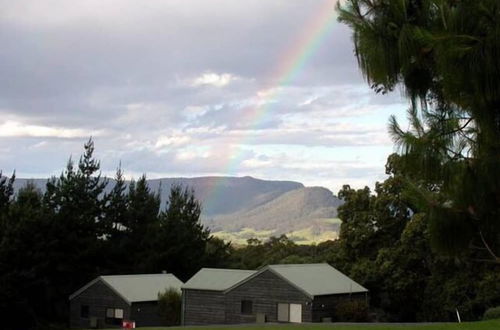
<box><xmin>122</xmin><ymin>320</ymin><xmax>135</xmax><ymax>329</ymax></box>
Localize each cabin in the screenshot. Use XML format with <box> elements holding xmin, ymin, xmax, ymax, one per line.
<box><xmin>69</xmin><ymin>273</ymin><xmax>183</xmax><ymax>328</ymax></box>
<box><xmin>181</xmin><ymin>263</ymin><xmax>368</xmax><ymax>325</ymax></box>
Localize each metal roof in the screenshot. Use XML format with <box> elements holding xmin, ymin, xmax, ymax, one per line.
<box><xmin>267</xmin><ymin>263</ymin><xmax>368</xmax><ymax>297</ymax></box>
<box><xmin>69</xmin><ymin>273</ymin><xmax>183</xmax><ymax>303</ymax></box>
<box><xmin>182</xmin><ymin>268</ymin><xmax>257</xmax><ymax>291</ymax></box>
<box><xmin>182</xmin><ymin>264</ymin><xmax>367</xmax><ymax>297</ymax></box>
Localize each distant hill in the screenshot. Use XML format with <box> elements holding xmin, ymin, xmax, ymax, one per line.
<box><xmin>11</xmin><ymin>176</ymin><xmax>303</xmax><ymax>216</ymax></box>
<box><xmin>10</xmin><ymin>176</ymin><xmax>341</xmax><ymax>243</ymax></box>
<box><xmin>208</xmin><ymin>187</ymin><xmax>342</xmax><ymax>234</ymax></box>
<box><xmin>147</xmin><ymin>176</ymin><xmax>303</xmax><ymax>216</ymax></box>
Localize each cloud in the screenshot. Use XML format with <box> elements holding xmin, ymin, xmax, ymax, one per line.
<box><xmin>190</xmin><ymin>72</ymin><xmax>238</xmax><ymax>88</ymax></box>
<box><xmin>0</xmin><ymin>0</ymin><xmax>407</xmax><ymax>191</ymax></box>
<box><xmin>155</xmin><ymin>133</ymin><xmax>191</xmax><ymax>149</ymax></box>
<box><xmin>0</xmin><ymin>120</ymin><xmax>102</xmax><ymax>138</ymax></box>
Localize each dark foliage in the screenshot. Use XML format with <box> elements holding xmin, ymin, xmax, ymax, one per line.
<box><xmin>157</xmin><ymin>288</ymin><xmax>182</xmax><ymax>326</ymax></box>
<box><xmin>335</xmin><ymin>300</ymin><xmax>370</xmax><ymax>322</ymax></box>
<box><xmin>0</xmin><ymin>140</ymin><xmax>227</xmax><ymax>329</ymax></box>
<box><xmin>1</xmin><ymin>141</ymin><xmax>497</xmax><ymax>327</ymax></box>
<box><xmin>337</xmin><ymin>0</ymin><xmax>500</xmax><ymax>262</ymax></box>
<box><xmin>483</xmin><ymin>307</ymin><xmax>500</xmax><ymax>320</ymax></box>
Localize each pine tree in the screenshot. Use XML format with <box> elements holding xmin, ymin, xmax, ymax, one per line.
<box><xmin>102</xmin><ymin>165</ymin><xmax>129</xmax><ymax>273</ymax></box>
<box><xmin>0</xmin><ymin>171</ymin><xmax>15</xmax><ymax>213</ymax></box>
<box><xmin>0</xmin><ymin>171</ymin><xmax>15</xmax><ymax>239</ymax></box>
<box><xmin>42</xmin><ymin>138</ymin><xmax>109</xmax><ymax>321</ymax></box>
<box><xmin>104</xmin><ymin>166</ymin><xmax>128</xmax><ymax>237</ymax></box>
<box><xmin>157</xmin><ymin>184</ymin><xmax>210</xmax><ymax>281</ymax></box>
<box><xmin>123</xmin><ymin>175</ymin><xmax>161</xmax><ymax>272</ymax></box>
<box><xmin>337</xmin><ymin>0</ymin><xmax>500</xmax><ymax>261</ymax></box>
<box><xmin>0</xmin><ymin>182</ymin><xmax>49</xmax><ymax>329</ymax></box>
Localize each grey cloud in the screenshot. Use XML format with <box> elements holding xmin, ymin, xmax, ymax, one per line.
<box><xmin>0</xmin><ymin>0</ymin><xmax>402</xmax><ymax>190</ymax></box>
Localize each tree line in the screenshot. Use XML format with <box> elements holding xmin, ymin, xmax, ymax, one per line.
<box><xmin>0</xmin><ymin>139</ymin><xmax>229</xmax><ymax>329</ymax></box>
<box><xmin>226</xmin><ymin>155</ymin><xmax>499</xmax><ymax>322</ymax></box>
<box><xmin>326</xmin><ymin>0</ymin><xmax>500</xmax><ymax>320</ymax></box>
<box><xmin>0</xmin><ymin>141</ymin><xmax>498</xmax><ymax>329</ymax></box>
<box><xmin>336</xmin><ymin>0</ymin><xmax>500</xmax><ymax>262</ymax></box>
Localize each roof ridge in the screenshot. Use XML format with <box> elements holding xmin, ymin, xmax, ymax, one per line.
<box><xmin>101</xmin><ymin>273</ymin><xmax>174</xmax><ymax>278</ymax></box>
<box><xmin>200</xmin><ymin>268</ymin><xmax>256</xmax><ymax>272</ymax></box>
<box><xmin>269</xmin><ymin>263</ymin><xmax>329</xmax><ymax>267</ymax></box>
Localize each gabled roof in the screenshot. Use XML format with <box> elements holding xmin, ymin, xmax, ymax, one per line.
<box><xmin>224</xmin><ymin>263</ymin><xmax>368</xmax><ymax>298</ymax></box>
<box><xmin>182</xmin><ymin>268</ymin><xmax>257</xmax><ymax>291</ymax></box>
<box><xmin>69</xmin><ymin>273</ymin><xmax>183</xmax><ymax>304</ymax></box>
<box><xmin>267</xmin><ymin>263</ymin><xmax>368</xmax><ymax>297</ymax></box>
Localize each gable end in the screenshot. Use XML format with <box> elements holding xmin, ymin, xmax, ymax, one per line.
<box><xmin>224</xmin><ymin>267</ymin><xmax>313</xmax><ymax>299</ymax></box>
<box><xmin>69</xmin><ymin>277</ymin><xmax>131</xmax><ymax>305</ymax></box>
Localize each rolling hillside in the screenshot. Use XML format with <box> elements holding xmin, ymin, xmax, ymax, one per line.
<box><xmin>11</xmin><ymin>176</ymin><xmax>303</xmax><ymax>215</ymax></box>
<box><xmin>209</xmin><ymin>187</ymin><xmax>341</xmax><ymax>232</ymax></box>
<box><xmin>10</xmin><ymin>176</ymin><xmax>342</xmax><ymax>243</ymax></box>
<box><xmin>207</xmin><ymin>187</ymin><xmax>342</xmax><ymax>243</ymax></box>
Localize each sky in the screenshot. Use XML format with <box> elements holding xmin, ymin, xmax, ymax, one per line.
<box><xmin>0</xmin><ymin>0</ymin><xmax>409</xmax><ymax>193</ymax></box>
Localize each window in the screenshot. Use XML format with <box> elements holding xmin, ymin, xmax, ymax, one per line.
<box><xmin>114</xmin><ymin>308</ymin><xmax>123</xmax><ymax>319</ymax></box>
<box><xmin>105</xmin><ymin>308</ymin><xmax>124</xmax><ymax>325</ymax></box>
<box><xmin>80</xmin><ymin>305</ymin><xmax>89</xmax><ymax>318</ymax></box>
<box><xmin>241</xmin><ymin>300</ymin><xmax>253</xmax><ymax>315</ymax></box>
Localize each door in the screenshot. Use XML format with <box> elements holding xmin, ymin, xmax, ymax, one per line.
<box><xmin>289</xmin><ymin>304</ymin><xmax>302</xmax><ymax>323</ymax></box>
<box><xmin>277</xmin><ymin>303</ymin><xmax>289</xmax><ymax>322</ymax></box>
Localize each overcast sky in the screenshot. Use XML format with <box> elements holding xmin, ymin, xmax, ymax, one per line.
<box><xmin>0</xmin><ymin>0</ymin><xmax>408</xmax><ymax>193</ymax></box>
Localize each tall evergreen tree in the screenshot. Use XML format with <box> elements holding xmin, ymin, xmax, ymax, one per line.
<box><xmin>0</xmin><ymin>182</ymin><xmax>50</xmax><ymax>329</ymax></box>
<box><xmin>0</xmin><ymin>171</ymin><xmax>15</xmax><ymax>239</ymax></box>
<box><xmin>104</xmin><ymin>165</ymin><xmax>128</xmax><ymax>233</ymax></box>
<box><xmin>337</xmin><ymin>0</ymin><xmax>500</xmax><ymax>261</ymax></box>
<box><xmin>156</xmin><ymin>184</ymin><xmax>209</xmax><ymax>281</ymax></box>
<box><xmin>42</xmin><ymin>138</ymin><xmax>109</xmax><ymax>321</ymax></box>
<box><xmin>0</xmin><ymin>171</ymin><xmax>15</xmax><ymax>212</ymax></box>
<box><xmin>102</xmin><ymin>165</ymin><xmax>129</xmax><ymax>273</ymax></box>
<box><xmin>123</xmin><ymin>175</ymin><xmax>161</xmax><ymax>272</ymax></box>
<box><xmin>331</xmin><ymin>155</ymin><xmax>499</xmax><ymax>321</ymax></box>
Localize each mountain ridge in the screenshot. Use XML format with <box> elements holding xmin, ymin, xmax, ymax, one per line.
<box><xmin>10</xmin><ymin>175</ymin><xmax>304</xmax><ymax>216</ymax></box>
<box><xmin>9</xmin><ymin>175</ymin><xmax>342</xmax><ymax>242</ymax></box>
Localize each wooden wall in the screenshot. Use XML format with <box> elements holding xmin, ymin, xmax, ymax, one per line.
<box><xmin>225</xmin><ymin>269</ymin><xmax>312</xmax><ymax>323</ymax></box>
<box><xmin>182</xmin><ymin>270</ymin><xmax>369</xmax><ymax>325</ymax></box>
<box><xmin>182</xmin><ymin>289</ymin><xmax>226</xmax><ymax>325</ymax></box>
<box><xmin>69</xmin><ymin>280</ymin><xmax>130</xmax><ymax>328</ymax></box>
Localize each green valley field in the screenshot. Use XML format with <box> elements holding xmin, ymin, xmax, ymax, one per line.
<box><xmin>96</xmin><ymin>319</ymin><xmax>500</xmax><ymax>330</ymax></box>
<box><xmin>212</xmin><ymin>218</ymin><xmax>341</xmax><ymax>245</ymax></box>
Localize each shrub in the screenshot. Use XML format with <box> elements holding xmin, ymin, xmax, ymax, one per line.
<box><xmin>158</xmin><ymin>287</ymin><xmax>182</xmax><ymax>326</ymax></box>
<box><xmin>483</xmin><ymin>306</ymin><xmax>500</xmax><ymax>320</ymax></box>
<box><xmin>335</xmin><ymin>299</ymin><xmax>370</xmax><ymax>322</ymax></box>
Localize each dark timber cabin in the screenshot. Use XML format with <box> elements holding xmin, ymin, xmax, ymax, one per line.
<box><xmin>181</xmin><ymin>263</ymin><xmax>368</xmax><ymax>325</ymax></box>
<box><xmin>69</xmin><ymin>273</ymin><xmax>183</xmax><ymax>328</ymax></box>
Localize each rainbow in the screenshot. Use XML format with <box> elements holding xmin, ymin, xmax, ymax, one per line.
<box><xmin>204</xmin><ymin>0</ymin><xmax>338</xmax><ymax>212</ymax></box>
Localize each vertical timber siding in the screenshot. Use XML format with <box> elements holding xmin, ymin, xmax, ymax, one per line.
<box><xmin>69</xmin><ymin>280</ymin><xmax>130</xmax><ymax>328</ymax></box>
<box><xmin>225</xmin><ymin>270</ymin><xmax>312</xmax><ymax>324</ymax></box>
<box><xmin>183</xmin><ymin>289</ymin><xmax>226</xmax><ymax>325</ymax></box>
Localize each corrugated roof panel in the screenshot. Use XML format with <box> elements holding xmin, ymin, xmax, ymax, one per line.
<box><xmin>182</xmin><ymin>268</ymin><xmax>257</xmax><ymax>291</ymax></box>
<box><xmin>101</xmin><ymin>274</ymin><xmax>183</xmax><ymax>303</ymax></box>
<box><xmin>269</xmin><ymin>263</ymin><xmax>368</xmax><ymax>296</ymax></box>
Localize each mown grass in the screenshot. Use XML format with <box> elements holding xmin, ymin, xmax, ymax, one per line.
<box><xmin>106</xmin><ymin>319</ymin><xmax>500</xmax><ymax>330</ymax></box>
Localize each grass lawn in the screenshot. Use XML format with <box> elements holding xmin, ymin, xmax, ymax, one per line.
<box><xmin>99</xmin><ymin>319</ymin><xmax>500</xmax><ymax>330</ymax></box>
